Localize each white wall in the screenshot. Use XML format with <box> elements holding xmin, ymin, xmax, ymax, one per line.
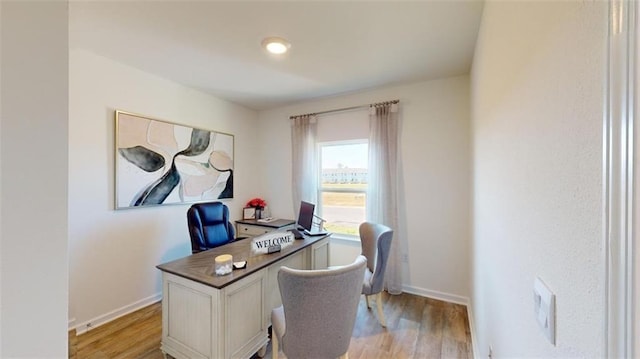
<box><xmin>471</xmin><ymin>1</ymin><xmax>605</xmax><ymax>357</ymax></box>
<box><xmin>0</xmin><ymin>2</ymin><xmax>4</xmax><ymax>354</ymax></box>
<box><xmin>258</xmin><ymin>77</ymin><xmax>471</xmax><ymax>301</ymax></box>
<box><xmin>1</xmin><ymin>2</ymin><xmax>69</xmax><ymax>356</ymax></box>
<box><xmin>68</xmin><ymin>49</ymin><xmax>259</xmax><ymax>330</ymax></box>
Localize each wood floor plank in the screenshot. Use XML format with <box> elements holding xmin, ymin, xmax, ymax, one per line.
<box><xmin>441</xmin><ymin>303</ymin><xmax>473</xmax><ymax>359</ymax></box>
<box><xmin>443</xmin><ymin>303</ymin><xmax>469</xmax><ymax>342</ymax></box>
<box><xmin>388</xmin><ymin>318</ymin><xmax>420</xmax><ymax>358</ymax></box>
<box><xmin>415</xmin><ymin>302</ymin><xmax>444</xmax><ymax>358</ymax></box>
<box><xmin>378</xmin><ymin>292</ymin><xmax>411</xmax><ymax>353</ymax></box>
<box><xmin>76</xmin><ymin>302</ymin><xmax>161</xmax><ymax>351</ymax></box>
<box><xmin>441</xmin><ymin>336</ymin><xmax>472</xmax><ymax>359</ymax></box>
<box><xmin>72</xmin><ymin>292</ymin><xmax>473</xmax><ymax>359</ymax></box>
<box><xmin>72</xmin><ymin>302</ymin><xmax>162</xmax><ymax>359</ymax></box>
<box><xmin>68</xmin><ymin>329</ymin><xmax>78</xmax><ymax>359</ymax></box>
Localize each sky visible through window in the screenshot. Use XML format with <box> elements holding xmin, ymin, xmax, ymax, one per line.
<box><xmin>320</xmin><ymin>142</ymin><xmax>367</xmax><ymax>236</ymax></box>
<box><xmin>322</xmin><ymin>143</ymin><xmax>368</xmax><ymax>169</ymax></box>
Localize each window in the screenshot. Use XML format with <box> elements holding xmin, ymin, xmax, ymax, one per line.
<box><xmin>318</xmin><ymin>141</ymin><xmax>367</xmax><ymax>236</ymax></box>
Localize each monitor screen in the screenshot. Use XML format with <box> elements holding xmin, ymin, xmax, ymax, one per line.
<box><xmin>297</xmin><ymin>201</ymin><xmax>315</xmax><ymax>231</ymax></box>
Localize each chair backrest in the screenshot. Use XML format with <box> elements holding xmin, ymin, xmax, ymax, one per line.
<box><xmin>187</xmin><ymin>202</ymin><xmax>235</xmax><ymax>253</ymax></box>
<box><xmin>360</xmin><ymin>222</ymin><xmax>394</xmax><ymax>295</ymax></box>
<box><xmin>277</xmin><ymin>255</ymin><xmax>367</xmax><ymax>358</ymax></box>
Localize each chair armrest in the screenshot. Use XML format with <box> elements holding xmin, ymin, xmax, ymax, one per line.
<box><xmin>327</xmin><ymin>265</ymin><xmax>345</xmax><ymax>270</ymax></box>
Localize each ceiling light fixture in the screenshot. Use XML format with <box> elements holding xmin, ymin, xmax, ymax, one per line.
<box><xmin>262</xmin><ymin>37</ymin><xmax>291</xmax><ymax>55</ymax></box>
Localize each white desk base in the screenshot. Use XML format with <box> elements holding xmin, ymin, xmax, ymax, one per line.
<box><xmin>160</xmin><ymin>237</ymin><xmax>330</xmax><ymax>359</ymax></box>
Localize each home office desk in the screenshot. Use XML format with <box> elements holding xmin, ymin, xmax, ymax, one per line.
<box><xmin>156</xmin><ymin>233</ymin><xmax>330</xmax><ymax>359</ymax></box>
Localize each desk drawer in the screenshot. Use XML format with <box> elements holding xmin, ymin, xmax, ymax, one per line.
<box><xmin>237</xmin><ymin>224</ymin><xmax>272</xmax><ymax>237</ymax></box>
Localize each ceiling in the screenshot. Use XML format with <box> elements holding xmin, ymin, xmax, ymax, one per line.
<box><xmin>70</xmin><ymin>1</ymin><xmax>484</xmax><ymax>111</ymax></box>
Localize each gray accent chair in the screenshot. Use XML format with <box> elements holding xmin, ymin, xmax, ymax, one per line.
<box><xmin>360</xmin><ymin>221</ymin><xmax>394</xmax><ymax>327</ymax></box>
<box><xmin>271</xmin><ymin>255</ymin><xmax>367</xmax><ymax>359</ymax></box>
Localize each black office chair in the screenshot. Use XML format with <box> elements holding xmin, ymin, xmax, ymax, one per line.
<box><xmin>187</xmin><ymin>202</ymin><xmax>236</xmax><ymax>254</ymax></box>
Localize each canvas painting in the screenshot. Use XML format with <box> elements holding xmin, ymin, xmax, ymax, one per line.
<box><xmin>115</xmin><ymin>111</ymin><xmax>234</xmax><ymax>209</ymax></box>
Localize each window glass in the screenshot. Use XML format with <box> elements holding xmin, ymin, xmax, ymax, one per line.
<box><xmin>319</xmin><ymin>141</ymin><xmax>367</xmax><ymax>236</ymax></box>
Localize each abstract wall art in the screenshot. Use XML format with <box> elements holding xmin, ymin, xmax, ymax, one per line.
<box><xmin>115</xmin><ymin>111</ymin><xmax>234</xmax><ymax>209</ymax></box>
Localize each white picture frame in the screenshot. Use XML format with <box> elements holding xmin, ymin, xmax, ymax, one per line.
<box><xmin>243</xmin><ymin>207</ymin><xmax>256</xmax><ymax>220</ymax></box>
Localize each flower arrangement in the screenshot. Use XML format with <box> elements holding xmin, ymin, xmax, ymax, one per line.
<box><xmin>246</xmin><ymin>197</ymin><xmax>267</xmax><ymax>209</ymax></box>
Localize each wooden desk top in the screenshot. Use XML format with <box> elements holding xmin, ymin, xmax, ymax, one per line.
<box><xmin>156</xmin><ymin>233</ymin><xmax>329</xmax><ymax>289</ymax></box>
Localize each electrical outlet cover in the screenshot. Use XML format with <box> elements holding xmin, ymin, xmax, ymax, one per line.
<box><xmin>533</xmin><ymin>277</ymin><xmax>555</xmax><ymax>345</ymax></box>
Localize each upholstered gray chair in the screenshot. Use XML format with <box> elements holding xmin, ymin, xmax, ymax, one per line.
<box><xmin>360</xmin><ymin>221</ymin><xmax>394</xmax><ymax>327</ymax></box>
<box><xmin>271</xmin><ymin>255</ymin><xmax>367</xmax><ymax>359</ymax></box>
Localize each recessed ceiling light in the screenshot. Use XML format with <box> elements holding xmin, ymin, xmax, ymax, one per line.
<box><xmin>262</xmin><ymin>37</ymin><xmax>291</xmax><ymax>55</ymax></box>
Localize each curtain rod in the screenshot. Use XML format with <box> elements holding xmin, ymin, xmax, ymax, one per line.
<box><xmin>289</xmin><ymin>99</ymin><xmax>399</xmax><ymax>119</ymax></box>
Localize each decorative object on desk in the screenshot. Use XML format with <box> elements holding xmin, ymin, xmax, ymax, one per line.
<box><xmin>233</xmin><ymin>260</ymin><xmax>247</xmax><ymax>270</ymax></box>
<box><xmin>245</xmin><ymin>197</ymin><xmax>267</xmax><ymax>219</ymax></box>
<box><xmin>115</xmin><ymin>110</ymin><xmax>234</xmax><ymax>209</ymax></box>
<box><xmin>243</xmin><ymin>207</ymin><xmax>256</xmax><ymax>220</ymax></box>
<box><xmin>251</xmin><ymin>231</ymin><xmax>294</xmax><ymax>255</ymax></box>
<box><xmin>214</xmin><ymin>254</ymin><xmax>233</xmax><ymax>276</ymax></box>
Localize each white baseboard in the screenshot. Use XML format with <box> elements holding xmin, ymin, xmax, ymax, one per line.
<box><xmin>74</xmin><ymin>292</ymin><xmax>162</xmax><ymax>335</ymax></box>
<box><xmin>401</xmin><ymin>285</ymin><xmax>469</xmax><ymax>305</ymax></box>
<box><xmin>68</xmin><ymin>318</ymin><xmax>76</xmax><ymax>331</ymax></box>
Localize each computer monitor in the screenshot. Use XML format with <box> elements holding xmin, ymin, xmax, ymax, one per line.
<box><xmin>297</xmin><ymin>201</ymin><xmax>315</xmax><ymax>231</ymax></box>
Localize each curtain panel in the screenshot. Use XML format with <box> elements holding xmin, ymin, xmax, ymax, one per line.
<box><xmin>368</xmin><ymin>103</ymin><xmax>402</xmax><ymax>294</ymax></box>
<box><xmin>290</xmin><ymin>115</ymin><xmax>318</xmax><ymax>213</ymax></box>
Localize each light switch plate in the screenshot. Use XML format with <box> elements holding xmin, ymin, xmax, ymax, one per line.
<box><xmin>533</xmin><ymin>277</ymin><xmax>555</xmax><ymax>345</ymax></box>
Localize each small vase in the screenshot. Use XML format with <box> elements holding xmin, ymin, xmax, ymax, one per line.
<box><xmin>255</xmin><ymin>208</ymin><xmax>262</xmax><ymax>220</ymax></box>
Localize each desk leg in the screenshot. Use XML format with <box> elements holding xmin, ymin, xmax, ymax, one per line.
<box><xmin>257</xmin><ymin>344</ymin><xmax>268</xmax><ymax>358</ymax></box>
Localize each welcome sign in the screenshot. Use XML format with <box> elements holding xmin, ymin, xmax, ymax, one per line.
<box><xmin>252</xmin><ymin>231</ymin><xmax>295</xmax><ymax>254</ymax></box>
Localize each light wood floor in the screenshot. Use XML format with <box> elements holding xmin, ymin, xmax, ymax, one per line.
<box><xmin>70</xmin><ymin>292</ymin><xmax>472</xmax><ymax>359</ymax></box>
